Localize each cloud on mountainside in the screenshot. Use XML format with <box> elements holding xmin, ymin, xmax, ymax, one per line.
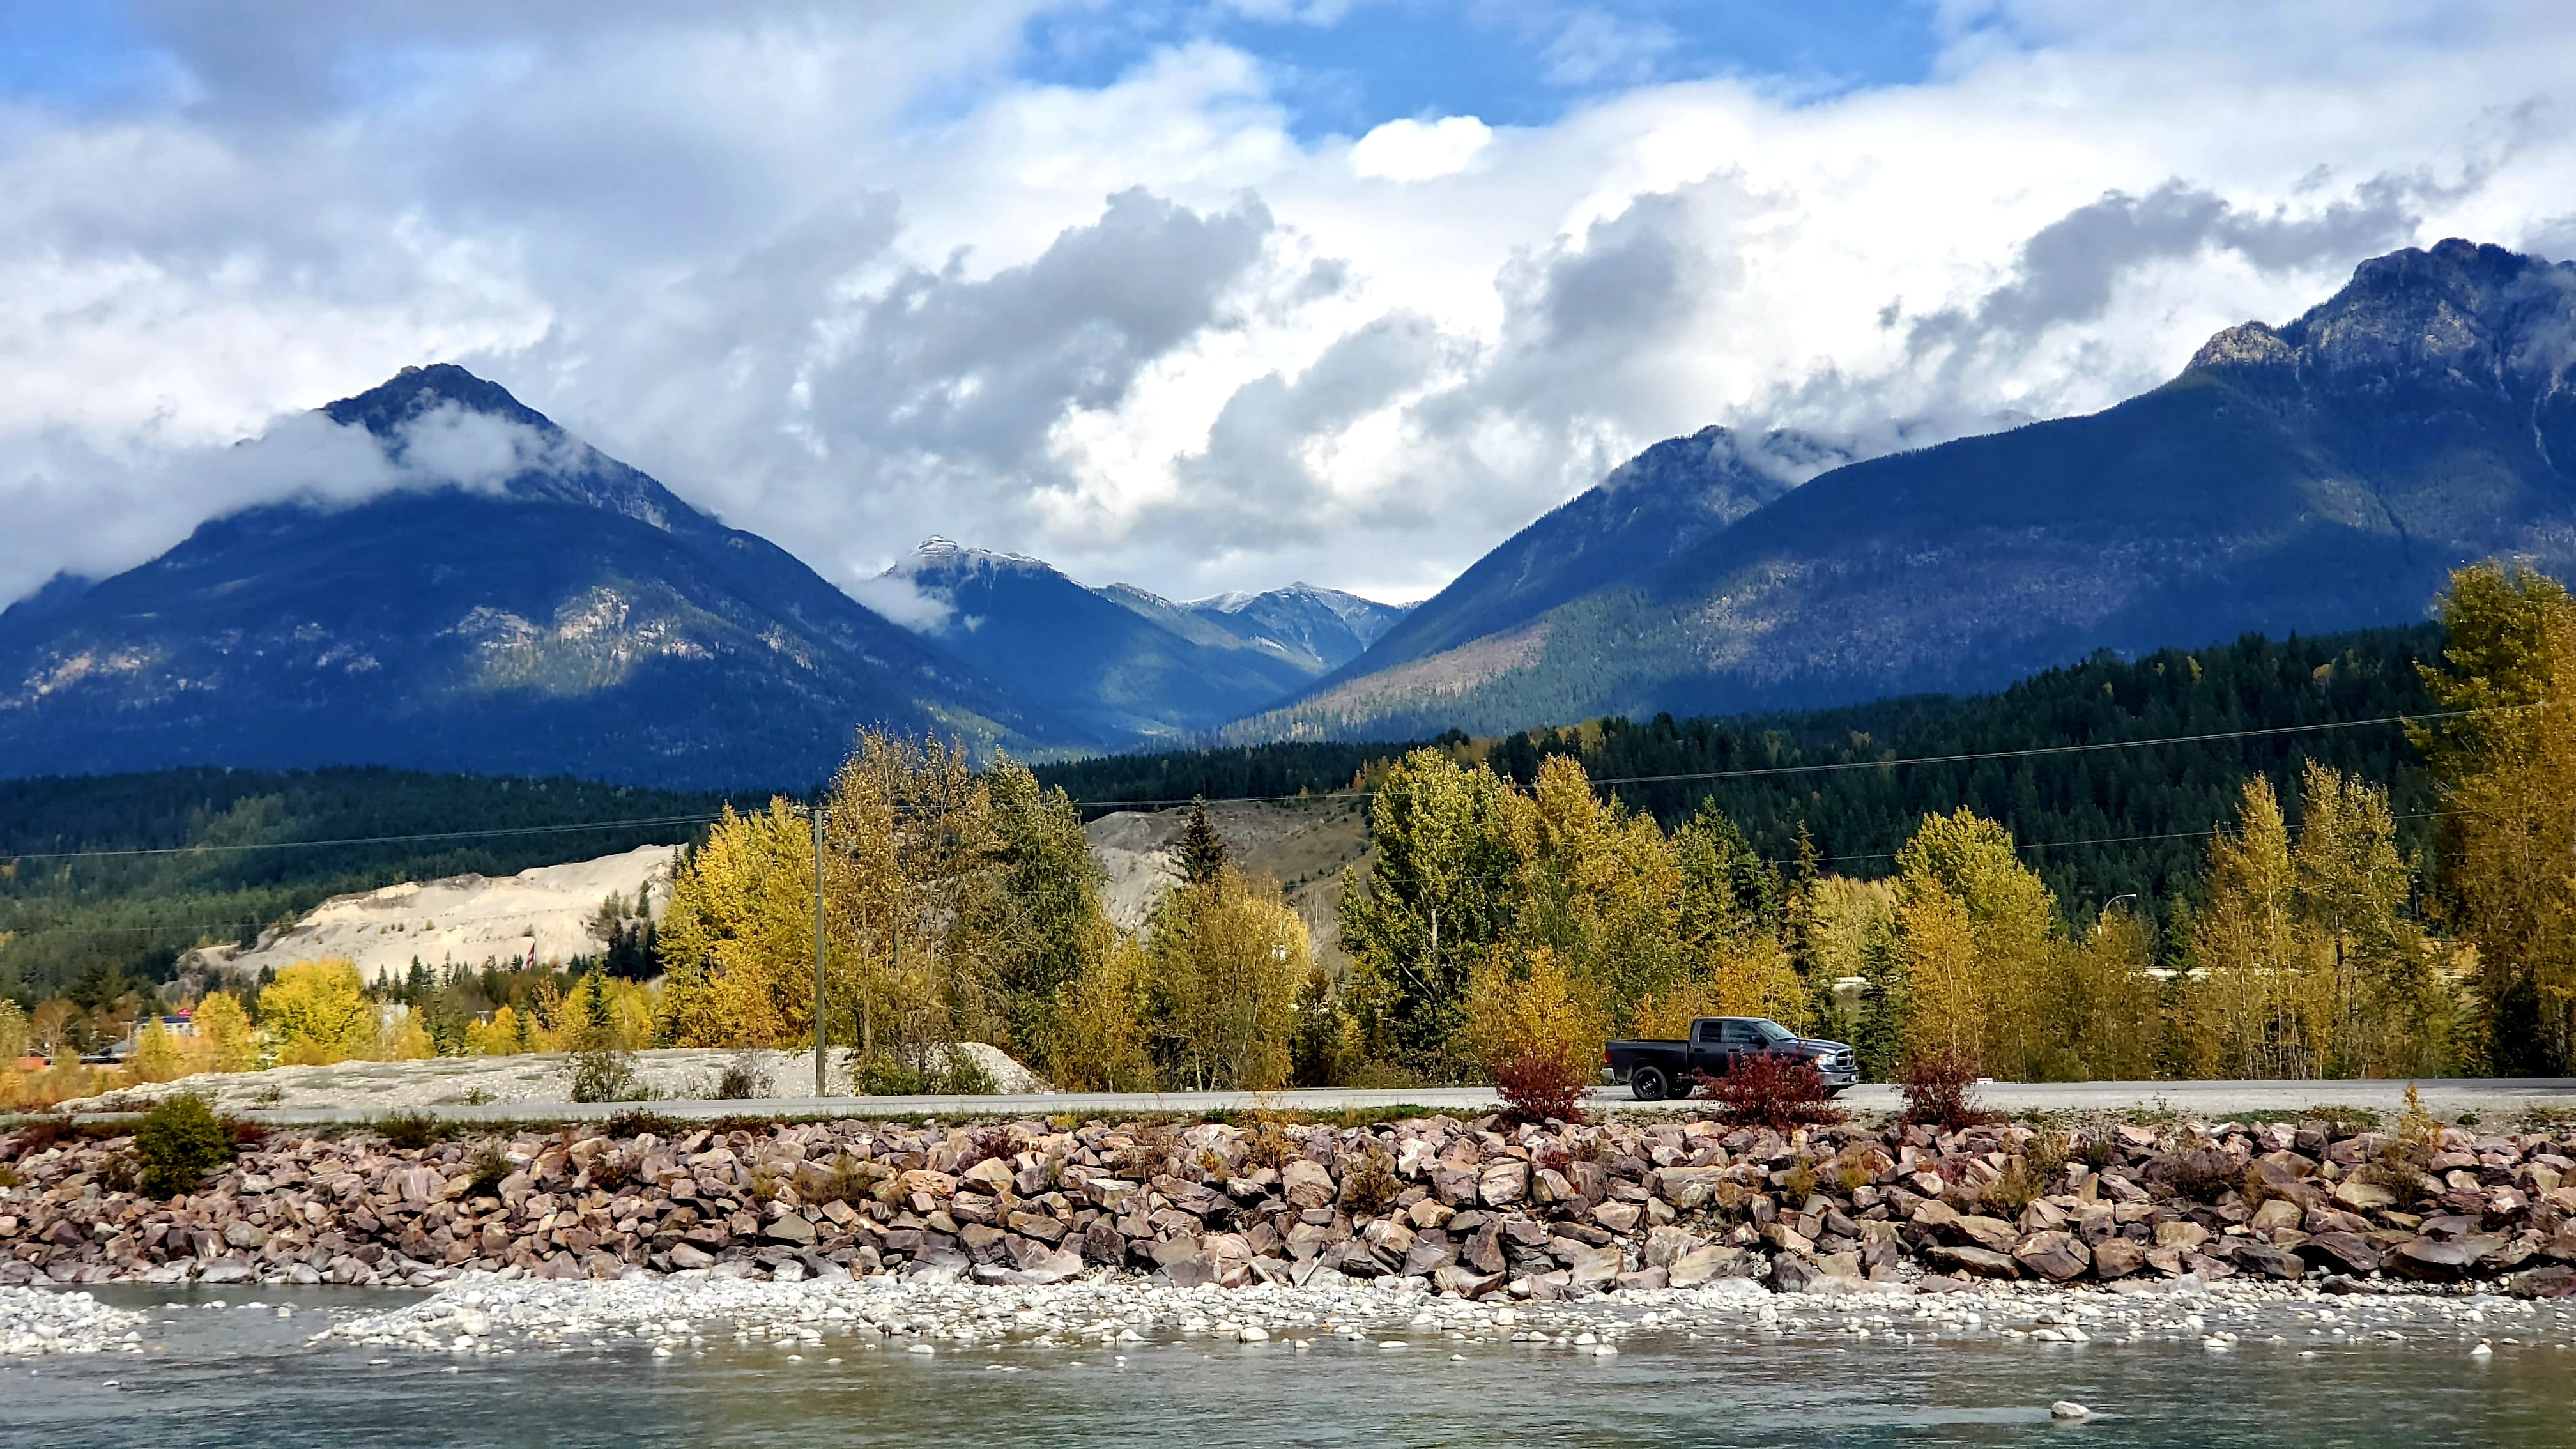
<box><xmin>4</xmin><ymin>1</ymin><xmax>2576</xmax><ymax>610</ymax></box>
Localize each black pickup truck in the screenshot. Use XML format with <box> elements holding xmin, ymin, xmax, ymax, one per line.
<box><xmin>1602</xmin><ymin>1016</ymin><xmax>1860</xmax><ymax>1102</ymax></box>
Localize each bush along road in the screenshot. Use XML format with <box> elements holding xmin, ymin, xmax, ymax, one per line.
<box><xmin>4</xmin><ymin>1106</ymin><xmax>2575</xmax><ymax>1300</ymax></box>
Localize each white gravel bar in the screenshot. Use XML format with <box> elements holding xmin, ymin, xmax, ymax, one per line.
<box><xmin>0</xmin><ymin>1287</ymin><xmax>147</xmax><ymax>1358</ymax></box>
<box><xmin>317</xmin><ymin>1269</ymin><xmax>2576</xmax><ymax>1361</ymax></box>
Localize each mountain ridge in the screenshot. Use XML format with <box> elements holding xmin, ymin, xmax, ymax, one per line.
<box><xmin>1231</xmin><ymin>238</ymin><xmax>2576</xmax><ymax>742</ymax></box>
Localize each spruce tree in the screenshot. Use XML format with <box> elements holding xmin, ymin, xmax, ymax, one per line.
<box><xmin>1177</xmin><ymin>798</ymin><xmax>1228</xmax><ymax>885</ymax></box>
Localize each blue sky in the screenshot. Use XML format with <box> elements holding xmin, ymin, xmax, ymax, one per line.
<box><xmin>1019</xmin><ymin>1</ymin><xmax>1948</xmax><ymax>135</ymax></box>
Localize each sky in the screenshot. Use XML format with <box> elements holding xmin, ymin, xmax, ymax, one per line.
<box><xmin>3</xmin><ymin>1</ymin><xmax>2575</xmax><ymax>614</ymax></box>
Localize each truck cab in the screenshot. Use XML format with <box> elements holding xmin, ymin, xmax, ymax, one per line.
<box><xmin>1602</xmin><ymin>1016</ymin><xmax>1860</xmax><ymax>1102</ymax></box>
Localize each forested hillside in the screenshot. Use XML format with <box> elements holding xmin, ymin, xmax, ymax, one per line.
<box><xmin>1043</xmin><ymin>623</ymin><xmax>2446</xmax><ymax>926</ymax></box>
<box><xmin>0</xmin><ymin>768</ymin><xmax>728</xmax><ymax>1009</ymax></box>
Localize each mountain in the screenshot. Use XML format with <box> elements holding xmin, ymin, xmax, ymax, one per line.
<box><xmin>0</xmin><ymin>365</ymin><xmax>1058</xmax><ymax>788</ymax></box>
<box><xmin>877</xmin><ymin>541</ymin><xmax>1407</xmax><ymax>741</ymax></box>
<box><xmin>1345</xmin><ymin>425</ymin><xmax>1850</xmax><ymax>677</ymax></box>
<box><xmin>1232</xmin><ymin>239</ymin><xmax>2576</xmax><ymax>741</ymax></box>
<box><xmin>1180</xmin><ymin>583</ymin><xmax>1411</xmax><ymax>674</ymax></box>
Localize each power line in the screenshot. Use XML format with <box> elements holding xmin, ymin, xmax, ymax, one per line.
<box><xmin>1</xmin><ymin>813</ymin><xmax>721</xmax><ymax>863</ymax></box>
<box><xmin>1057</xmin><ymin>707</ymin><xmax>2482</xmax><ymax>810</ymax></box>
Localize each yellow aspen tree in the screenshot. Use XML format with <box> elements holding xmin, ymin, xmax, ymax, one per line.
<box><xmin>2189</xmin><ymin>776</ymin><xmax>2319</xmax><ymax>1078</ymax></box>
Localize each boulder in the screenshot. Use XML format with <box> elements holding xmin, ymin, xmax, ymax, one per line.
<box><xmin>2230</xmin><ymin>1242</ymin><xmax>2306</xmax><ymax>1280</ymax></box>
<box><xmin>1666</xmin><ymin>1245</ymin><xmax>1743</xmax><ymax>1286</ymax></box>
<box><xmin>763</xmin><ymin>1213</ymin><xmax>817</xmax><ymax>1246</ymax></box>
<box><xmin>1953</xmin><ymin>1215</ymin><xmax>2019</xmax><ymax>1254</ymax></box>
<box><xmin>1654</xmin><ymin>1167</ymin><xmax>1725</xmax><ymax>1210</ymax></box>
<box><xmin>2090</xmin><ymin>1239</ymin><xmax>2145</xmax><ymax>1280</ymax></box>
<box><xmin>1770</xmin><ymin>1254</ymin><xmax>1834</xmax><ymax>1294</ymax></box>
<box><xmin>2389</xmin><ymin>1234</ymin><xmax>2503</xmax><ymax>1281</ymax></box>
<box><xmin>1281</xmin><ymin>1160</ymin><xmax>1336</xmax><ymax>1209</ymax></box>
<box><xmin>1479</xmin><ymin>1162</ymin><xmax>1530</xmax><ymax>1208</ymax></box>
<box><xmin>2294</xmin><ymin>1232</ymin><xmax>2382</xmax><ymax>1276</ymax></box>
<box><xmin>2333</xmin><ymin>1179</ymin><xmax>2398</xmax><ymax>1212</ymax></box>
<box><xmin>2249</xmin><ymin>1199</ymin><xmax>2303</xmax><ymax>1234</ymax></box>
<box><xmin>1432</xmin><ymin>1265</ymin><xmax>1506</xmax><ymax>1298</ymax></box>
<box><xmin>2012</xmin><ymin>1231</ymin><xmax>2091</xmax><ymax>1282</ymax></box>
<box><xmin>2504</xmin><ymin>1264</ymin><xmax>2576</xmax><ymax>1300</ymax></box>
<box><xmin>1022</xmin><ymin>1248</ymin><xmax>1086</xmax><ymax>1285</ymax></box>
<box><xmin>2153</xmin><ymin>1220</ymin><xmax>2211</xmax><ymax>1251</ymax></box>
<box><xmin>1928</xmin><ymin>1245</ymin><xmax>2020</xmax><ymax>1279</ymax></box>
<box><xmin>1591</xmin><ymin>1201</ymin><xmax>1641</xmax><ymax>1234</ymax></box>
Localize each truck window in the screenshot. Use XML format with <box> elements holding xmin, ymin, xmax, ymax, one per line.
<box><xmin>1716</xmin><ymin>1020</ymin><xmax>1758</xmax><ymax>1047</ymax></box>
<box><xmin>1694</xmin><ymin>1020</ymin><xmax>1722</xmax><ymax>1043</ymax></box>
<box><xmin>1751</xmin><ymin>1019</ymin><xmax>1794</xmax><ymax>1043</ymax></box>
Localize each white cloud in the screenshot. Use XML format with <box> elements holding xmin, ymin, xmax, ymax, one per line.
<box><xmin>4</xmin><ymin>1</ymin><xmax>2576</xmax><ymax>615</ymax></box>
<box><xmin>1349</xmin><ymin>115</ymin><xmax>1494</xmax><ymax>181</ymax></box>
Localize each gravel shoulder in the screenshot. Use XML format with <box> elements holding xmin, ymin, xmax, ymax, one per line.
<box><xmin>45</xmin><ymin>1068</ymin><xmax>2576</xmax><ymax>1127</ymax></box>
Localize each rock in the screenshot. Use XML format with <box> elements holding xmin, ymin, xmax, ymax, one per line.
<box><xmin>1163</xmin><ymin>1255</ymin><xmax>1220</xmax><ymax>1289</ymax></box>
<box><xmin>2051</xmin><ymin>1402</ymin><xmax>2093</xmax><ymax>1420</ymax></box>
<box><xmin>2230</xmin><ymin>1242</ymin><xmax>2306</xmax><ymax>1280</ymax></box>
<box><xmin>2294</xmin><ymin>1232</ymin><xmax>2381</xmax><ymax>1276</ymax></box>
<box><xmin>1953</xmin><ymin>1215</ymin><xmax>2019</xmax><ymax>1254</ymax></box>
<box><xmin>763</xmin><ymin>1213</ymin><xmax>817</xmax><ymax>1246</ymax></box>
<box><xmin>960</xmin><ymin>1158</ymin><xmax>1014</xmax><ymax>1189</ymax></box>
<box><xmin>1770</xmin><ymin>1254</ymin><xmax>1832</xmax><ymax>1293</ymax></box>
<box><xmin>1479</xmin><ymin>1162</ymin><xmax>1529</xmax><ymax>1208</ymax></box>
<box><xmin>1280</xmin><ymin>1160</ymin><xmax>1335</xmax><ymax>1209</ymax></box>
<box><xmin>1666</xmin><ymin>1245</ymin><xmax>1742</xmax><ymax>1286</ymax></box>
<box><xmin>2334</xmin><ymin>1179</ymin><xmax>2398</xmax><ymax>1212</ymax></box>
<box><xmin>1654</xmin><ymin>1167</ymin><xmax>1724</xmax><ymax>1209</ymax></box>
<box><xmin>2153</xmin><ymin>1220</ymin><xmax>2210</xmax><ymax>1251</ymax></box>
<box><xmin>667</xmin><ymin>1244</ymin><xmax>715</xmax><ymax>1270</ymax></box>
<box><xmin>2090</xmin><ymin>1239</ymin><xmax>2145</xmax><ymax>1280</ymax></box>
<box><xmin>2504</xmin><ymin>1264</ymin><xmax>2576</xmax><ymax>1299</ymax></box>
<box><xmin>1022</xmin><ymin>1248</ymin><xmax>1086</xmax><ymax>1285</ymax></box>
<box><xmin>2389</xmin><ymin>1235</ymin><xmax>2497</xmax><ymax>1281</ymax></box>
<box><xmin>1928</xmin><ymin>1245</ymin><xmax>2020</xmax><ymax>1279</ymax></box>
<box><xmin>1591</xmin><ymin>1201</ymin><xmax>1641</xmax><ymax>1233</ymax></box>
<box><xmin>2249</xmin><ymin>1199</ymin><xmax>2303</xmax><ymax>1234</ymax></box>
<box><xmin>1432</xmin><ymin>1265</ymin><xmax>1505</xmax><ymax>1298</ymax></box>
<box><xmin>2012</xmin><ymin>1231</ymin><xmax>2091</xmax><ymax>1282</ymax></box>
<box><xmin>1563</xmin><ymin>1244</ymin><xmax>1622</xmax><ymax>1287</ymax></box>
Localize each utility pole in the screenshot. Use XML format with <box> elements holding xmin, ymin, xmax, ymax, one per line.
<box><xmin>813</xmin><ymin>802</ymin><xmax>828</xmax><ymax>1099</ymax></box>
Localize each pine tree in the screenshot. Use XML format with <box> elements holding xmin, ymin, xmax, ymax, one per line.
<box><xmin>1177</xmin><ymin>798</ymin><xmax>1228</xmax><ymax>884</ymax></box>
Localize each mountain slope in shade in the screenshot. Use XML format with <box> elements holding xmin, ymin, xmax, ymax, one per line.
<box><xmin>1230</xmin><ymin>240</ymin><xmax>2576</xmax><ymax>742</ymax></box>
<box><xmin>0</xmin><ymin>365</ymin><xmax>1059</xmax><ymax>788</ymax></box>
<box><xmin>1335</xmin><ymin>425</ymin><xmax>1851</xmax><ymax>683</ymax></box>
<box><xmin>882</xmin><ymin>540</ymin><xmax>1324</xmax><ymax>741</ymax></box>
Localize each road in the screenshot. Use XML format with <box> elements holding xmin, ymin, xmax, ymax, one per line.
<box><xmin>193</xmin><ymin>1077</ymin><xmax>2576</xmax><ymax>1127</ymax></box>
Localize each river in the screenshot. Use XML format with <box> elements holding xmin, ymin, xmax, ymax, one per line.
<box><xmin>2</xmin><ymin>1285</ymin><xmax>2566</xmax><ymax>1447</ymax></box>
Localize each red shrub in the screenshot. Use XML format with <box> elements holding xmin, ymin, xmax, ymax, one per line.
<box><xmin>1700</xmin><ymin>1053</ymin><xmax>1845</xmax><ymax>1130</ymax></box>
<box><xmin>1492</xmin><ymin>1049</ymin><xmax>1591</xmax><ymax>1124</ymax></box>
<box><xmin>1898</xmin><ymin>1048</ymin><xmax>1986</xmax><ymax>1131</ymax></box>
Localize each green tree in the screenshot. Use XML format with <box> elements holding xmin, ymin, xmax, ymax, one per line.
<box><xmin>1338</xmin><ymin>749</ymin><xmax>1520</xmax><ymax>1078</ymax></box>
<box><xmin>1176</xmin><ymin>799</ymin><xmax>1228</xmax><ymax>884</ymax></box>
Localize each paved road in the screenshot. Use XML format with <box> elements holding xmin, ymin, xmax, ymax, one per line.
<box><xmin>192</xmin><ymin>1077</ymin><xmax>2576</xmax><ymax>1127</ymax></box>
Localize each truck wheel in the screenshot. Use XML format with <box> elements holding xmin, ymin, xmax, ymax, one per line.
<box><xmin>1630</xmin><ymin>1065</ymin><xmax>1669</xmax><ymax>1102</ymax></box>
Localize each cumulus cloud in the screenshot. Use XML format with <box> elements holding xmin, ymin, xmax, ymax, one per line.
<box><xmin>5</xmin><ymin>0</ymin><xmax>2576</xmax><ymax>615</ymax></box>
<box><xmin>1349</xmin><ymin>116</ymin><xmax>1492</xmax><ymax>181</ymax></box>
<box><xmin>0</xmin><ymin>404</ymin><xmax>569</xmax><ymax>602</ymax></box>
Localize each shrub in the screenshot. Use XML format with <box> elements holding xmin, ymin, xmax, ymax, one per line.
<box><xmin>2152</xmin><ymin>1147</ymin><xmax>2239</xmax><ymax>1203</ymax></box>
<box><xmin>465</xmin><ymin>1144</ymin><xmax>515</xmax><ymax>1199</ymax></box>
<box><xmin>1984</xmin><ymin>1156</ymin><xmax>2045</xmax><ymax>1215</ymax></box>
<box><xmin>712</xmin><ymin>1054</ymin><xmax>774</xmax><ymax>1101</ymax></box>
<box><xmin>379</xmin><ymin>1110</ymin><xmax>446</xmax><ymax>1150</ymax></box>
<box><xmin>602</xmin><ymin>1108</ymin><xmax>684</xmax><ymax>1140</ymax></box>
<box><xmin>135</xmin><ymin>1092</ymin><xmax>236</xmax><ymax>1198</ymax></box>
<box><xmin>1492</xmin><ymin>1047</ymin><xmax>1591</xmax><ymax>1125</ymax></box>
<box><xmin>847</xmin><ymin>1043</ymin><xmax>998</xmax><ymax>1097</ymax></box>
<box><xmin>1243</xmin><ymin>1121</ymin><xmax>1302</xmax><ymax>1171</ymax></box>
<box><xmin>569</xmin><ymin>1030</ymin><xmax>648</xmax><ymax>1104</ymax></box>
<box><xmin>1897</xmin><ymin>1048</ymin><xmax>1984</xmax><ymax>1131</ymax></box>
<box><xmin>1340</xmin><ymin>1146</ymin><xmax>1401</xmax><ymax>1216</ymax></box>
<box><xmin>1828</xmin><ymin>1146</ymin><xmax>1880</xmax><ymax>1193</ymax></box>
<box><xmin>1702</xmin><ymin>1053</ymin><xmax>1846</xmax><ymax>1131</ymax></box>
<box><xmin>1782</xmin><ymin>1158</ymin><xmax>1818</xmax><ymax>1202</ymax></box>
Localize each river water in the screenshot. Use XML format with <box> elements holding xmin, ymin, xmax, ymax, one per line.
<box><xmin>3</xmin><ymin>1285</ymin><xmax>2566</xmax><ymax>1447</ymax></box>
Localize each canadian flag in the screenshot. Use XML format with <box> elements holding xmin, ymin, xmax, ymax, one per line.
<box><xmin>525</xmin><ymin>940</ymin><xmax>537</xmax><ymax>970</ymax></box>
